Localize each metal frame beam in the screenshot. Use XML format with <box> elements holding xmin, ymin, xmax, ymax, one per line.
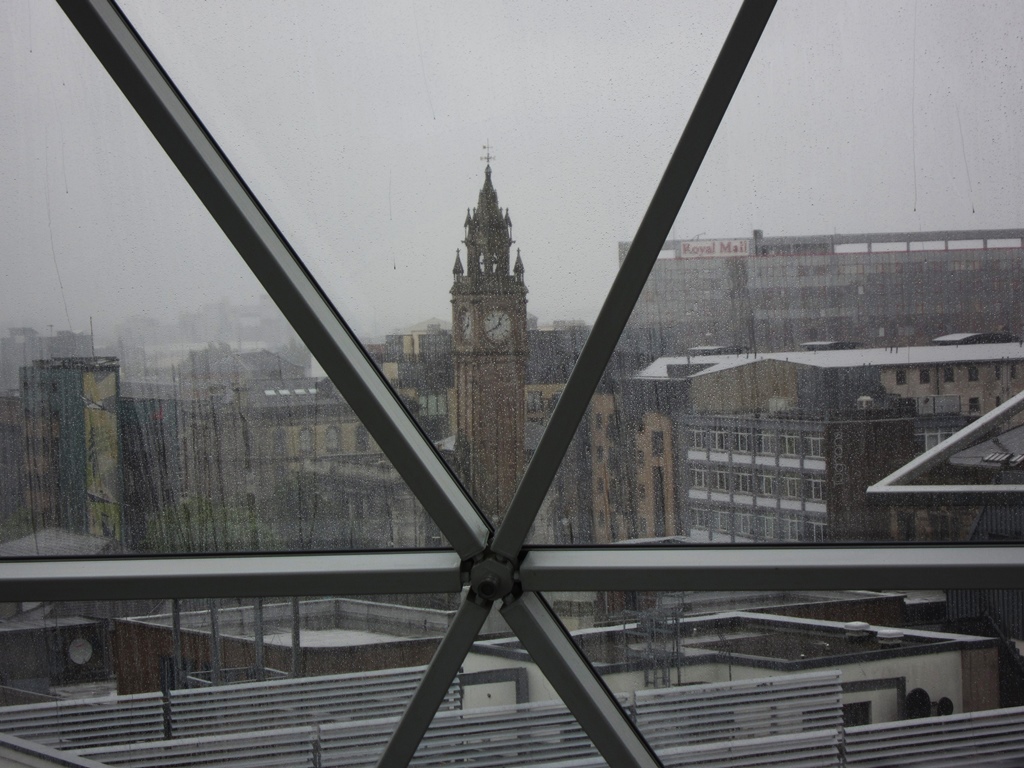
<box><xmin>0</xmin><ymin>551</ymin><xmax>462</xmax><ymax>602</ymax></box>
<box><xmin>867</xmin><ymin>386</ymin><xmax>1024</xmax><ymax>503</ymax></box>
<box><xmin>519</xmin><ymin>546</ymin><xmax>1024</xmax><ymax>592</ymax></box>
<box><xmin>502</xmin><ymin>593</ymin><xmax>661</xmax><ymax>768</ymax></box>
<box><xmin>377</xmin><ymin>595</ymin><xmax>492</xmax><ymax>768</ymax></box>
<box><xmin>491</xmin><ymin>0</ymin><xmax>778</xmax><ymax>560</ymax></box>
<box><xmin>55</xmin><ymin>0</ymin><xmax>491</xmax><ymax>560</ymax></box>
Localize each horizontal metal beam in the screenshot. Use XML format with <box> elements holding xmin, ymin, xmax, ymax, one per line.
<box><xmin>519</xmin><ymin>546</ymin><xmax>1024</xmax><ymax>592</ymax></box>
<box><xmin>502</xmin><ymin>592</ymin><xmax>662</xmax><ymax>768</ymax></box>
<box><xmin>0</xmin><ymin>551</ymin><xmax>462</xmax><ymax>601</ymax></box>
<box><xmin>492</xmin><ymin>0</ymin><xmax>777</xmax><ymax>560</ymax></box>
<box><xmin>57</xmin><ymin>0</ymin><xmax>491</xmax><ymax>560</ymax></box>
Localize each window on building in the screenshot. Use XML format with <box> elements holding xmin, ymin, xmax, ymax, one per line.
<box><xmin>737</xmin><ymin>513</ymin><xmax>752</xmax><ymax>536</ymax></box>
<box><xmin>692</xmin><ymin>507</ymin><xmax>708</xmax><ymax>532</ymax></box>
<box><xmin>782</xmin><ymin>474</ymin><xmax>801</xmax><ymax>498</ymax></box>
<box><xmin>843</xmin><ymin>701</ymin><xmax>872</xmax><ymax>728</ymax></box>
<box><xmin>690</xmin><ymin>468</ymin><xmax>707</xmax><ymax>489</ymax></box>
<box><xmin>711</xmin><ymin>429</ymin><xmax>730</xmax><ymax>451</ymax></box>
<box><xmin>419</xmin><ymin>393</ymin><xmax>447</xmax><ymax>417</ymax></box>
<box><xmin>715</xmin><ymin>511</ymin><xmax>731</xmax><ymax>534</ymax></box>
<box><xmin>808</xmin><ymin>478</ymin><xmax>824</xmax><ymax>500</ymax></box>
<box><xmin>995</xmin><ymin>365</ymin><xmax>1002</xmax><ymax>380</ymax></box>
<box><xmin>651</xmin><ymin>430</ymin><xmax>664</xmax><ymax>457</ymax></box>
<box><xmin>806</xmin><ymin>436</ymin><xmax>824</xmax><ymax>457</ymax></box>
<box><xmin>895</xmin><ymin>369</ymin><xmax>907</xmax><ymax>385</ymax></box>
<box><xmin>781</xmin><ymin>516</ymin><xmax>803</xmax><ymax>540</ymax></box>
<box><xmin>924</xmin><ymin>429</ymin><xmax>957</xmax><ymax>450</ymax></box>
<box><xmin>325</xmin><ymin>426</ymin><xmax>340</xmax><ymax>452</ymax></box>
<box><xmin>713</xmin><ymin>470</ymin><xmax>729</xmax><ymax>491</ymax></box>
<box><xmin>689</xmin><ymin>428</ymin><xmax>706</xmax><ymax>449</ymax></box>
<box><xmin>527</xmin><ymin>390</ymin><xmax>542</xmax><ymax>412</ymax></box>
<box><xmin>298</xmin><ymin>427</ymin><xmax>313</xmax><ymax>454</ymax></box>
<box><xmin>734</xmin><ymin>430</ymin><xmax>751</xmax><ymax>452</ymax></box>
<box><xmin>736</xmin><ymin>472</ymin><xmax>753</xmax><ymax>493</ymax></box>
<box><xmin>781</xmin><ymin>433</ymin><xmax>800</xmax><ymax>456</ymax></box>
<box><xmin>969</xmin><ymin>365</ymin><xmax>979</xmax><ymax>381</ymax></box>
<box><xmin>943</xmin><ymin>366</ymin><xmax>955</xmax><ymax>383</ymax></box>
<box><xmin>919</xmin><ymin>368</ymin><xmax>931</xmax><ymax>384</ymax></box>
<box><xmin>758</xmin><ymin>474</ymin><xmax>777</xmax><ymax>495</ymax></box>
<box><xmin>969</xmin><ymin>397</ymin><xmax>981</xmax><ymax>413</ymax></box>
<box><xmin>756</xmin><ymin>431</ymin><xmax>776</xmax><ymax>454</ymax></box>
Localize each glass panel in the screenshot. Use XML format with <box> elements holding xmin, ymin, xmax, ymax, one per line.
<box><xmin>0</xmin><ymin>595</ymin><xmax>458</xmax><ymax>764</ymax></box>
<box><xmin>0</xmin><ymin>2</ymin><xmax>446</xmax><ymax>555</ymax></box>
<box><xmin>530</xmin><ymin>0</ymin><xmax>1024</xmax><ymax>544</ymax></box>
<box><xmin>444</xmin><ymin>612</ymin><xmax>605</xmax><ymax>768</ymax></box>
<box><xmin>116</xmin><ymin>0</ymin><xmax>742</xmax><ymax>521</ymax></box>
<box><xmin>550</xmin><ymin>589</ymin><xmax>1019</xmax><ymax>764</ymax></box>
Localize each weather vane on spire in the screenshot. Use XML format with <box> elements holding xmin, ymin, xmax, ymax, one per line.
<box><xmin>481</xmin><ymin>141</ymin><xmax>496</xmax><ymax>165</ymax></box>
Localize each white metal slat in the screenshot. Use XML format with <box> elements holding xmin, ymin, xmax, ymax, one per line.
<box><xmin>633</xmin><ymin>671</ymin><xmax>843</xmax><ymax>750</ymax></box>
<box><xmin>524</xmin><ymin>729</ymin><xmax>841</xmax><ymax>768</ymax></box>
<box><xmin>0</xmin><ymin>697</ymin><xmax>165</xmax><ymax>749</ymax></box>
<box><xmin>844</xmin><ymin>706</ymin><xmax>1024</xmax><ymax>767</ymax></box>
<box><xmin>76</xmin><ymin>725</ymin><xmax>317</xmax><ymax>768</ymax></box>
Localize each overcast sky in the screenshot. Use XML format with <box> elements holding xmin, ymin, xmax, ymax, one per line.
<box><xmin>2</xmin><ymin>1</ymin><xmax>1023</xmax><ymax>346</ymax></box>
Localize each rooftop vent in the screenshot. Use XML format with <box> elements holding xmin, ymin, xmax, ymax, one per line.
<box><xmin>800</xmin><ymin>340</ymin><xmax>862</xmax><ymax>350</ymax></box>
<box><xmin>844</xmin><ymin>621</ymin><xmax>872</xmax><ymax>640</ymax></box>
<box><xmin>932</xmin><ymin>331</ymin><xmax>1021</xmax><ymax>345</ymax></box>
<box><xmin>877</xmin><ymin>628</ymin><xmax>904</xmax><ymax>646</ymax></box>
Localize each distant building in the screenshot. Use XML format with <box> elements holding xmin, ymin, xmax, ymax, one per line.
<box><xmin>21</xmin><ymin>357</ymin><xmax>124</xmax><ymax>541</ymax></box>
<box><xmin>468</xmin><ymin>611</ymin><xmax>1001</xmax><ymax>725</ymax></box>
<box><xmin>0</xmin><ymin>327</ymin><xmax>93</xmax><ymax>393</ymax></box>
<box><xmin>623</xmin><ymin>228</ymin><xmax>1024</xmax><ymax>358</ymax></box>
<box><xmin>591</xmin><ymin>341</ymin><xmax>1024</xmax><ymax>544</ymax></box>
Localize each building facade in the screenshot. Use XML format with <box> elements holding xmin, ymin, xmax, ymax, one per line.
<box><xmin>623</xmin><ymin>229</ymin><xmax>1024</xmax><ymax>358</ymax></box>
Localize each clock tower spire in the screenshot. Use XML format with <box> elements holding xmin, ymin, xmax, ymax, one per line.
<box><xmin>451</xmin><ymin>158</ymin><xmax>528</xmax><ymax>522</ymax></box>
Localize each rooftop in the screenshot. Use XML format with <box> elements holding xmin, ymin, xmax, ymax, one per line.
<box><xmin>640</xmin><ymin>342</ymin><xmax>1024</xmax><ymax>381</ymax></box>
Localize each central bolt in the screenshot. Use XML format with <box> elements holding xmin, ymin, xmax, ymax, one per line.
<box><xmin>476</xmin><ymin>575</ymin><xmax>500</xmax><ymax>599</ymax></box>
<box><xmin>468</xmin><ymin>554</ymin><xmax>516</xmax><ymax>602</ymax></box>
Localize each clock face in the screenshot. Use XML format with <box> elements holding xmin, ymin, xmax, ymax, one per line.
<box><xmin>484</xmin><ymin>310</ymin><xmax>512</xmax><ymax>343</ymax></box>
<box><xmin>459</xmin><ymin>310</ymin><xmax>473</xmax><ymax>340</ymax></box>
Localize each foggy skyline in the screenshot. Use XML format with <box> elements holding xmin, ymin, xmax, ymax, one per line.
<box><xmin>2</xmin><ymin>1</ymin><xmax>1023</xmax><ymax>349</ymax></box>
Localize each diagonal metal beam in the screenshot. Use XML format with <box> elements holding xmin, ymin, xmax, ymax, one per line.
<box><xmin>519</xmin><ymin>545</ymin><xmax>1024</xmax><ymax>592</ymax></box>
<box><xmin>867</xmin><ymin>386</ymin><xmax>1024</xmax><ymax>504</ymax></box>
<box><xmin>491</xmin><ymin>0</ymin><xmax>777</xmax><ymax>560</ymax></box>
<box><xmin>502</xmin><ymin>592</ymin><xmax>663</xmax><ymax>768</ymax></box>
<box><xmin>0</xmin><ymin>551</ymin><xmax>462</xmax><ymax>602</ymax></box>
<box><xmin>56</xmin><ymin>0</ymin><xmax>491</xmax><ymax>560</ymax></box>
<box><xmin>376</xmin><ymin>594</ymin><xmax>492</xmax><ymax>768</ymax></box>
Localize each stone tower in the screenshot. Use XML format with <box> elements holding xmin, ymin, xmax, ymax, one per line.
<box><xmin>451</xmin><ymin>164</ymin><xmax>528</xmax><ymax>522</ymax></box>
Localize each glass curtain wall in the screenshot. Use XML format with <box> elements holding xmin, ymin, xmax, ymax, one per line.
<box><xmin>1</xmin><ymin>2</ymin><xmax>1023</xmax><ymax>767</ymax></box>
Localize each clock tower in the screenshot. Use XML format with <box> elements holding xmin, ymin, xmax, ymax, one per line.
<box><xmin>451</xmin><ymin>163</ymin><xmax>528</xmax><ymax>522</ymax></box>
